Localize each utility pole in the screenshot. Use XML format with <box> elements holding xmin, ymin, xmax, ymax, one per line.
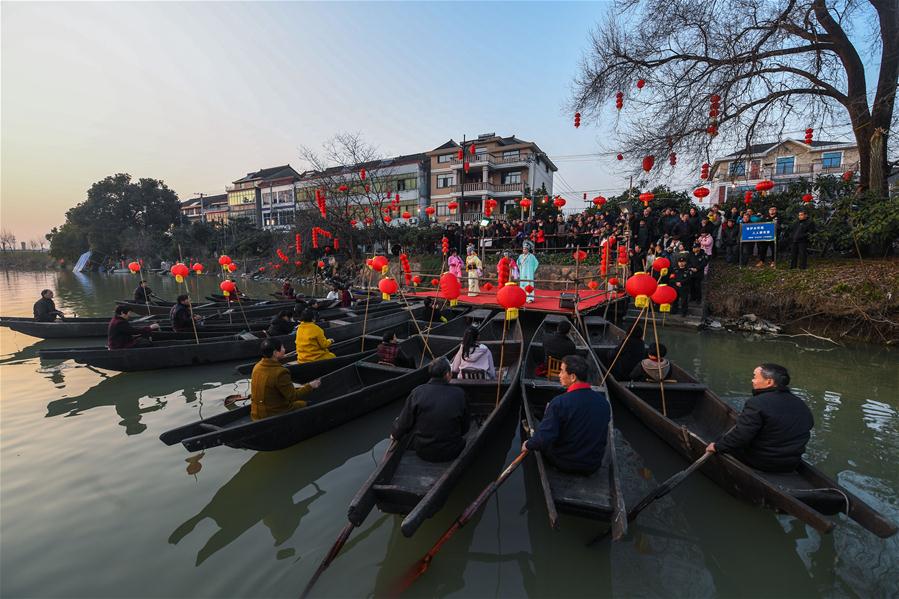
<box><xmin>459</xmin><ymin>134</ymin><xmax>466</xmax><ymax>254</ymax></box>
<box><xmin>194</xmin><ymin>192</ymin><xmax>206</xmax><ymax>223</ymax></box>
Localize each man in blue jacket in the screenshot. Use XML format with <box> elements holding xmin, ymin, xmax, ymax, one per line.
<box><xmin>522</xmin><ymin>354</ymin><xmax>610</xmax><ymax>474</ymax></box>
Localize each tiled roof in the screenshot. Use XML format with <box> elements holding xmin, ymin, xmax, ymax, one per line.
<box><xmin>720</xmin><ymin>139</ymin><xmax>851</xmax><ymax>160</ymax></box>
<box><xmin>297</xmin><ymin>153</ymin><xmax>427</xmax><ymax>181</ymax></box>
<box><xmin>233</xmin><ymin>165</ymin><xmax>302</xmax><ymax>184</ymax></box>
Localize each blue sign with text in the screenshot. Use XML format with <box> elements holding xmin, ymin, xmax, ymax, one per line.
<box><xmin>740</xmin><ymin>222</ymin><xmax>776</xmax><ymax>242</ymax></box>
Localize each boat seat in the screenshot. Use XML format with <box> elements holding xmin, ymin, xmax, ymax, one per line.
<box><xmin>625</xmin><ymin>381</ymin><xmax>708</xmax><ymax>392</ymax></box>
<box><xmin>546</xmin><ymin>357</ymin><xmax>562</xmax><ymax>379</ymax></box>
<box><xmin>198</xmin><ymin>423</ymin><xmax>221</xmax><ymax>433</ymax></box>
<box><xmin>459</xmin><ymin>368</ymin><xmax>488</xmax><ymax>380</ymax></box>
<box><xmin>356</xmin><ymin>362</ymin><xmax>414</xmax><ymax>374</ymax></box>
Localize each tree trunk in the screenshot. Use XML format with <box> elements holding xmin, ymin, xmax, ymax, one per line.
<box><xmin>869</xmin><ymin>128</ymin><xmax>886</xmax><ymax>197</ymax></box>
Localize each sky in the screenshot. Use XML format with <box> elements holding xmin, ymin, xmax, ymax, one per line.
<box><xmin>0</xmin><ymin>1</ymin><xmax>869</xmax><ymax>242</ymax></box>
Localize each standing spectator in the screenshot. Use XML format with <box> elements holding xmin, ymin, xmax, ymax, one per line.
<box><xmin>447</xmin><ymin>249</ymin><xmax>463</xmax><ymax>279</ymax></box>
<box><xmin>668</xmin><ymin>257</ymin><xmax>692</xmax><ymax>316</ymax></box>
<box><xmin>688</xmin><ymin>244</ymin><xmax>709</xmax><ymax>302</ymax></box>
<box><xmin>789</xmin><ymin>210</ymin><xmax>816</xmax><ymax>270</ymax></box>
<box><xmin>756</xmin><ymin>206</ymin><xmax>779</xmax><ymax>267</ymax></box>
<box><xmin>698</xmin><ymin>231</ymin><xmax>714</xmax><ymax>257</ymax></box>
<box><xmin>721</xmin><ymin>219</ymin><xmax>739</xmax><ymax>264</ymax></box>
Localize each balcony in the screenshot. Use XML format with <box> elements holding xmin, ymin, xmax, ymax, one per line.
<box><xmin>717</xmin><ymin>161</ymin><xmax>857</xmax><ymax>184</ymax></box>
<box><xmin>434</xmin><ymin>152</ymin><xmax>533</xmax><ymax>172</ymax></box>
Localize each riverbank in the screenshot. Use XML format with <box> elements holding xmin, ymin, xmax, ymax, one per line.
<box><xmin>0</xmin><ymin>250</ymin><xmax>60</xmax><ymax>271</ymax></box>
<box><xmin>705</xmin><ymin>258</ymin><xmax>899</xmax><ymax>345</ymax></box>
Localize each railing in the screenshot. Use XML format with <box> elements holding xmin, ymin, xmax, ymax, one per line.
<box><xmin>493</xmin><ymin>183</ymin><xmax>524</xmax><ymax>193</ymax></box>
<box><xmin>718</xmin><ymin>161</ymin><xmax>857</xmax><ymax>184</ymax></box>
<box><xmin>438</xmin><ymin>152</ymin><xmax>533</xmax><ymax>169</ymax></box>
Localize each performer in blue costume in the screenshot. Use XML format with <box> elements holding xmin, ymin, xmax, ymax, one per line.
<box><xmin>517</xmin><ymin>240</ymin><xmax>539</xmax><ymax>303</ymax></box>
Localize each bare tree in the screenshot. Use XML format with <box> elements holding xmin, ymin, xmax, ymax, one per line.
<box><xmin>297</xmin><ymin>133</ymin><xmax>407</xmax><ymax>258</ymax></box>
<box><xmin>0</xmin><ymin>229</ymin><xmax>16</xmax><ymax>251</ymax></box>
<box><xmin>570</xmin><ymin>0</ymin><xmax>898</xmax><ymax>194</ymax></box>
<box><xmin>28</xmin><ymin>239</ymin><xmax>40</xmax><ymax>251</ymax></box>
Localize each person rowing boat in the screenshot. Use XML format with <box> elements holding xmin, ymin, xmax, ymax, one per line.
<box><xmin>33</xmin><ymin>289</ymin><xmax>66</xmax><ymax>322</ymax></box>
<box><xmin>250</xmin><ymin>339</ymin><xmax>321</xmax><ymax>421</ymax></box>
<box><xmin>107</xmin><ymin>305</ymin><xmax>160</xmax><ymax>349</ymax></box>
<box><xmin>133</xmin><ymin>280</ymin><xmax>161</xmax><ymax>304</ymax></box>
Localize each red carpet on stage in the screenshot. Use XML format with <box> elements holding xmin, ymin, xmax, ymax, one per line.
<box><xmin>405</xmin><ymin>288</ymin><xmax>625</xmax><ymax>314</ymax></box>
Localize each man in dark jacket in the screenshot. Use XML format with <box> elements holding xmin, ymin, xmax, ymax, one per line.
<box><xmin>721</xmin><ymin>219</ymin><xmax>739</xmax><ymax>264</ymax></box>
<box><xmin>169</xmin><ymin>295</ymin><xmax>199</xmax><ymax>332</ymax></box>
<box><xmin>133</xmin><ymin>281</ymin><xmax>154</xmax><ymax>303</ymax></box>
<box><xmin>706</xmin><ymin>363</ymin><xmax>814</xmax><ymax>472</ymax></box>
<box><xmin>266</xmin><ymin>310</ymin><xmax>295</xmax><ymax>337</ymax></box>
<box><xmin>543</xmin><ymin>320</ymin><xmax>576</xmax><ymax>364</ymax></box>
<box><xmin>612</xmin><ymin>327</ymin><xmax>647</xmax><ymax>380</ymax></box>
<box><xmin>668</xmin><ymin>257</ymin><xmax>692</xmax><ymax>316</ymax></box>
<box><xmin>107</xmin><ymin>305</ymin><xmax>159</xmax><ymax>349</ymax></box>
<box><xmin>687</xmin><ymin>244</ymin><xmax>709</xmax><ymax>301</ymax></box>
<box><xmin>789</xmin><ymin>210</ymin><xmax>815</xmax><ymax>270</ymax></box>
<box><xmin>391</xmin><ymin>357</ymin><xmax>470</xmax><ymax>462</ymax></box>
<box><xmin>33</xmin><ymin>289</ymin><xmax>65</xmax><ymax>322</ymax></box>
<box><xmin>522</xmin><ymin>355</ymin><xmax>610</xmax><ymax>474</ymax></box>
<box><xmin>672</xmin><ymin>213</ymin><xmax>694</xmax><ymax>248</ymax></box>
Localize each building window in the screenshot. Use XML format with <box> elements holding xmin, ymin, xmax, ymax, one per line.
<box><xmin>729</xmin><ymin>161</ymin><xmax>746</xmax><ymax>176</ymax></box>
<box><xmin>437</xmin><ymin>154</ymin><xmax>453</xmax><ymax>163</ymax></box>
<box><xmin>821</xmin><ymin>151</ymin><xmax>842</xmax><ymax>169</ymax></box>
<box><xmin>396</xmin><ymin>177</ymin><xmax>417</xmax><ymax>191</ymax></box>
<box><xmin>437</xmin><ymin>174</ymin><xmax>455</xmax><ymax>188</ymax></box>
<box><xmin>501</xmin><ymin>172</ymin><xmax>521</xmax><ymax>185</ymax></box>
<box><xmin>502</xmin><ymin>150</ymin><xmax>519</xmax><ymax>160</ymax></box>
<box><xmin>775</xmin><ymin>156</ymin><xmax>795</xmax><ymax>174</ymax></box>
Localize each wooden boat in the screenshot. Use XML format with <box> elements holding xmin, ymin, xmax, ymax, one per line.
<box><xmin>158</xmin><ymin>309</ymin><xmax>497</xmax><ymax>452</ymax></box>
<box><xmin>519</xmin><ymin>314</ymin><xmax>627</xmax><ymax>538</ymax></box>
<box><xmin>0</xmin><ymin>315</ymin><xmax>156</xmax><ymax>339</ymax></box>
<box><xmin>114</xmin><ymin>300</ymin><xmax>230</xmax><ymax>316</ymax></box>
<box><xmin>583</xmin><ymin>314</ymin><xmax>898</xmax><ymax>538</ymax></box>
<box><xmin>232</xmin><ymin>307</ymin><xmax>473</xmax><ymax>376</ymax></box>
<box><xmin>347</xmin><ymin>311</ymin><xmax>523</xmax><ymax>538</ymax></box>
<box><xmin>36</xmin><ymin>306</ymin><xmax>423</xmax><ymax>372</ymax></box>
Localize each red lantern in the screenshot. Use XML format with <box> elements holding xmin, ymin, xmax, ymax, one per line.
<box><xmin>802</xmin><ymin>193</ymin><xmax>813</xmax><ymax>203</ymax></box>
<box><xmin>401</xmin><ymin>211</ymin><xmax>411</xmax><ymax>219</ymax></box>
<box><xmin>651</xmin><ymin>284</ymin><xmax>678</xmax><ymax>313</ymax></box>
<box><xmin>359</xmin><ymin>168</ymin><xmax>367</xmax><ymax>181</ymax></box>
<box><xmin>218</xmin><ymin>255</ymin><xmax>232</xmax><ymax>266</ymax></box>
<box><xmin>431</xmin><ymin>278</ymin><xmax>440</xmax><ymax>286</ymax></box>
<box><xmin>701</xmin><ymin>163</ymin><xmax>710</xmax><ymax>179</ymax></box>
<box><xmin>744</xmin><ymin>191</ymin><xmax>754</xmax><ymax>204</ymax></box>
<box><xmin>842</xmin><ymin>171</ymin><xmax>853</xmax><ymax>182</ymax></box>
<box><xmin>642</xmin><ymin>155</ymin><xmax>655</xmax><ymax>172</ymax></box>
<box><xmin>692</xmin><ymin>187</ymin><xmax>710</xmax><ymax>199</ymax></box>
<box><xmin>485</xmin><ymin>198</ymin><xmax>498</xmax><ymax>209</ymax></box>
<box><xmin>573</xmin><ymin>250</ymin><xmax>587</xmax><ymax>262</ymax></box>
<box><xmin>228</xmin><ymin>263</ymin><xmax>237</xmax><ymax>272</ymax></box>
<box><xmin>482</xmin><ymin>282</ymin><xmax>493</xmax><ymax>292</ymax></box>
<box><xmin>363</xmin><ymin>216</ymin><xmax>373</xmax><ymax>226</ymax></box>
<box><xmin>804</xmin><ymin>128</ymin><xmax>813</xmax><ymax>145</ymax></box>
<box><xmin>587</xmin><ymin>280</ymin><xmax>599</xmax><ymax>290</ymax></box>
<box><xmin>219</xmin><ymin>280</ymin><xmax>236</xmax><ymax>297</ymax></box>
<box><xmin>350</xmin><ymin>219</ymin><xmax>357</xmax><ymax>226</ymax></box>
<box><xmin>615</xmin><ymin>91</ymin><xmax>623</xmax><ymax>110</ymax></box>
<box><xmin>425</xmin><ymin>206</ymin><xmax>436</xmax><ymax>216</ymax></box>
<box><xmin>639</xmin><ymin>192</ymin><xmax>655</xmax><ymax>204</ymax></box>
<box><xmin>573</xmin><ymin>112</ymin><xmax>581</xmax><ymax>128</ymax></box>
<box><xmin>370</xmin><ymin>255</ymin><xmax>389</xmax><ymax>273</ymax></box>
<box><xmin>710</xmin><ymin>93</ymin><xmax>721</xmax><ymax>104</ymax></box>
<box><xmin>469</xmin><ymin>144</ymin><xmax>476</xmax><ymax>155</ymax></box>
<box><xmin>636</xmin><ymin>79</ymin><xmax>646</xmax><ymax>89</ymax></box>
<box><xmin>617</xmin><ymin>153</ymin><xmax>624</xmax><ymax>161</ymax></box>
<box><xmin>412</xmin><ymin>275</ymin><xmax>422</xmax><ymax>286</ymax></box>
<box><xmin>439</xmin><ymin>272</ymin><xmax>462</xmax><ymax>306</ymax></box>
<box><xmin>496</xmin><ymin>282</ymin><xmax>527</xmax><ymax>320</ymax></box>
<box><xmin>383</xmin><ymin>215</ymin><xmax>392</xmax><ymax>223</ymax></box>
<box><xmin>609</xmin><ymin>277</ymin><xmax>619</xmax><ymax>286</ymax></box>
<box><xmin>378</xmin><ymin>277</ymin><xmax>398</xmax><ymax>300</ymax></box>
<box><xmin>338</xmin><ymin>184</ymin><xmax>348</xmax><ymax>193</ymax></box>
<box><xmin>625</xmin><ymin>272</ymin><xmax>658</xmax><ymax>308</ymax></box>
<box><xmin>669</xmin><ymin>152</ymin><xmax>677</xmax><ymax>166</ymax></box>
<box><xmin>317</xmin><ymin>260</ymin><xmax>325</xmax><ymax>269</ymax></box>
<box><xmin>191</xmin><ymin>263</ymin><xmax>204</xmax><ymax>273</ymax></box>
<box><xmin>553</xmin><ymin>196</ymin><xmax>566</xmax><ymax>208</ymax></box>
<box><xmin>519</xmin><ymin>198</ymin><xmax>532</xmax><ymax>210</ymax></box>
<box><xmin>707</xmin><ymin>124</ymin><xmax>719</xmax><ymax>136</ymax></box>
<box><xmin>447</xmin><ymin>201</ymin><xmax>459</xmax><ymax>214</ymax></box>
<box><xmin>755</xmin><ymin>180</ymin><xmax>774</xmax><ymax>193</ymax></box>
<box><xmin>652</xmin><ymin>257</ymin><xmax>671</xmax><ymax>276</ymax></box>
<box><xmin>457</xmin><ymin>148</ymin><xmax>464</xmax><ymax>160</ymax></box>
<box><xmin>295</xmin><ymin>260</ymin><xmax>302</xmax><ymax>266</ymax></box>
<box><xmin>170</xmin><ymin>262</ymin><xmax>189</xmax><ymax>283</ymax></box>
<box><xmin>463</xmin><ymin>161</ymin><xmax>470</xmax><ymax>173</ymax></box>
<box><xmin>593</xmin><ymin>196</ymin><xmax>607</xmax><ymax>208</ymax></box>
<box><xmin>128</xmin><ymin>261</ymin><xmax>141</xmax><ymax>273</ymax></box>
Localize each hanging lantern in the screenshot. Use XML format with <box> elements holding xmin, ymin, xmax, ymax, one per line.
<box><xmin>447</xmin><ymin>201</ymin><xmax>459</xmax><ymax>214</ymax></box>
<box><xmin>191</xmin><ymin>263</ymin><xmax>204</xmax><ymax>273</ymax></box>
<box><xmin>439</xmin><ymin>272</ymin><xmax>462</xmax><ymax>307</ymax></box>
<box><xmin>469</xmin><ymin>144</ymin><xmax>476</xmax><ymax>155</ymax></box>
<box><xmin>615</xmin><ymin>91</ymin><xmax>623</xmax><ymax>110</ymax></box>
<box><xmin>425</xmin><ymin>206</ymin><xmax>436</xmax><ymax>216</ymax></box>
<box><xmin>701</xmin><ymin>163</ymin><xmax>710</xmax><ymax>179</ymax></box>
<box><xmin>412</xmin><ymin>275</ymin><xmax>422</xmax><ymax>286</ymax></box>
<box><xmin>744</xmin><ymin>190</ymin><xmax>754</xmax><ymax>204</ymax></box>
<box><xmin>573</xmin><ymin>250</ymin><xmax>587</xmax><ymax>262</ymax></box>
<box><xmin>431</xmin><ymin>278</ymin><xmax>440</xmax><ymax>286</ymax></box>
<box><xmin>636</xmin><ymin>79</ymin><xmax>646</xmax><ymax>89</ymax></box>
<box><xmin>378</xmin><ymin>277</ymin><xmax>398</xmax><ymax>301</ymax></box>
<box><xmin>401</xmin><ymin>211</ymin><xmax>411</xmax><ymax>219</ymax></box>
<box><xmin>609</xmin><ymin>277</ymin><xmax>619</xmax><ymax>286</ymax></box>
<box><xmin>804</xmin><ymin>128</ymin><xmax>814</xmax><ymax>145</ymax></box>
<box><xmin>463</xmin><ymin>161</ymin><xmax>470</xmax><ymax>173</ymax></box>
<box><xmin>669</xmin><ymin>152</ymin><xmax>677</xmax><ymax>166</ymax></box>
<box><xmin>651</xmin><ymin>257</ymin><xmax>671</xmax><ymax>276</ymax></box>
<box><xmin>338</xmin><ymin>184</ymin><xmax>349</xmax><ymax>192</ymax></box>
<box><xmin>755</xmin><ymin>180</ymin><xmax>775</xmax><ymax>194</ymax></box>
<box><xmin>574</xmin><ymin>112</ymin><xmax>581</xmax><ymax>128</ymax></box>
<box><xmin>228</xmin><ymin>263</ymin><xmax>237</xmax><ymax>272</ymax></box>
<box><xmin>350</xmin><ymin>219</ymin><xmax>357</xmax><ymax>227</ymax></box>
<box><xmin>638</xmin><ymin>192</ymin><xmax>655</xmax><ymax>205</ymax></box>
<box><xmin>842</xmin><ymin>171</ymin><xmax>854</xmax><ymax>182</ymax></box>
<box><xmin>383</xmin><ymin>215</ymin><xmax>392</xmax><ymax>223</ymax></box>
<box><xmin>219</xmin><ymin>280</ymin><xmax>236</xmax><ymax>297</ymax></box>
<box><xmin>651</xmin><ymin>284</ymin><xmax>678</xmax><ymax>313</ymax></box>
<box><xmin>317</xmin><ymin>260</ymin><xmax>325</xmax><ymax>269</ymax></box>
<box><xmin>485</xmin><ymin>198</ymin><xmax>498</xmax><ymax>209</ymax></box>
<box><xmin>370</xmin><ymin>255</ymin><xmax>389</xmax><ymax>274</ymax></box>
<box><xmin>519</xmin><ymin>198</ymin><xmax>532</xmax><ymax>210</ymax></box>
<box><xmin>457</xmin><ymin>148</ymin><xmax>464</xmax><ymax>160</ymax></box>
<box><xmin>587</xmin><ymin>281</ymin><xmax>599</xmax><ymax>290</ymax></box>
<box><xmin>553</xmin><ymin>196</ymin><xmax>566</xmax><ymax>208</ymax></box>
<box><xmin>359</xmin><ymin>168</ymin><xmax>367</xmax><ymax>181</ymax></box>
<box><xmin>593</xmin><ymin>196</ymin><xmax>607</xmax><ymax>208</ymax></box>
<box><xmin>295</xmin><ymin>260</ymin><xmax>302</xmax><ymax>267</ymax></box>
<box><xmin>218</xmin><ymin>255</ymin><xmax>232</xmax><ymax>268</ymax></box>
<box><xmin>617</xmin><ymin>153</ymin><xmax>624</xmax><ymax>161</ymax></box>
<box><xmin>642</xmin><ymin>155</ymin><xmax>655</xmax><ymax>172</ymax></box>
<box><xmin>441</xmin><ymin>237</ymin><xmax>449</xmax><ymax>255</ymax></box>
<box><xmin>170</xmin><ymin>263</ymin><xmax>189</xmax><ymax>283</ymax></box>
<box><xmin>497</xmin><ymin>282</ymin><xmax>527</xmax><ymax>320</ymax></box>
<box><xmin>692</xmin><ymin>187</ymin><xmax>710</xmax><ymax>199</ymax></box>
<box><xmin>625</xmin><ymin>272</ymin><xmax>658</xmax><ymax>308</ymax></box>
<box><xmin>127</xmin><ymin>261</ymin><xmax>141</xmax><ymax>274</ymax></box>
<box><xmin>363</xmin><ymin>216</ymin><xmax>373</xmax><ymax>226</ymax></box>
<box><xmin>707</xmin><ymin>124</ymin><xmax>719</xmax><ymax>136</ymax></box>
<box><xmin>802</xmin><ymin>193</ymin><xmax>814</xmax><ymax>203</ymax></box>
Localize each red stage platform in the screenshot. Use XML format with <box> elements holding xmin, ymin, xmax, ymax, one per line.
<box><xmin>405</xmin><ymin>288</ymin><xmax>626</xmax><ymax>314</ymax></box>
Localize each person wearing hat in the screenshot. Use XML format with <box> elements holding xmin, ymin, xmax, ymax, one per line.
<box><xmin>668</xmin><ymin>256</ymin><xmax>693</xmax><ymax>316</ymax></box>
<box><xmin>517</xmin><ymin>240</ymin><xmax>539</xmax><ymax>303</ymax></box>
<box><xmin>465</xmin><ymin>244</ymin><xmax>483</xmax><ymax>296</ymax></box>
<box><xmin>688</xmin><ymin>243</ymin><xmax>709</xmax><ymax>302</ymax></box>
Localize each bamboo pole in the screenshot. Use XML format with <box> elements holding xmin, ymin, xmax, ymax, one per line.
<box><xmin>360</xmin><ymin>266</ymin><xmax>374</xmax><ymax>352</ymax></box>
<box><xmin>598</xmin><ymin>306</ymin><xmax>646</xmax><ymax>388</ymax></box>
<box><xmin>648</xmin><ymin>302</ymin><xmax>668</xmax><ymax>417</ymax></box>
<box><xmin>177</xmin><ymin>246</ymin><xmax>200</xmax><ymax>344</ymax></box>
<box><xmin>494</xmin><ymin>316</ymin><xmax>507</xmax><ymax>407</ymax></box>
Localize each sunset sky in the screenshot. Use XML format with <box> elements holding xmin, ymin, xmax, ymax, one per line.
<box><xmin>1</xmin><ymin>2</ymin><xmax>863</xmax><ymax>242</ymax></box>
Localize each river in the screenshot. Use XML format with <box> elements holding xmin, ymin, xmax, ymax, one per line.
<box><xmin>1</xmin><ymin>270</ymin><xmax>897</xmax><ymax>598</ymax></box>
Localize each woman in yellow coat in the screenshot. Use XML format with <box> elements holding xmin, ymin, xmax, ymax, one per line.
<box><xmin>294</xmin><ymin>309</ymin><xmax>336</xmax><ymax>363</ymax></box>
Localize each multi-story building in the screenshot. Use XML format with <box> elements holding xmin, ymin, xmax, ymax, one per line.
<box><xmin>179</xmin><ymin>197</ymin><xmax>204</xmax><ymax>222</ymax></box>
<box><xmin>707</xmin><ymin>138</ymin><xmax>858</xmax><ymax>206</ymax></box>
<box><xmin>428</xmin><ymin>133</ymin><xmax>557</xmax><ymax>222</ymax></box>
<box><xmin>296</xmin><ymin>153</ymin><xmax>429</xmax><ymax>224</ymax></box>
<box><xmin>179</xmin><ymin>193</ymin><xmax>229</xmax><ymax>224</ymax></box>
<box><xmin>227</xmin><ymin>165</ymin><xmax>302</xmax><ymax>228</ymax></box>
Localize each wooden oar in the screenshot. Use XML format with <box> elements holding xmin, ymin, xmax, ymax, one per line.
<box><xmin>586</xmin><ymin>450</ymin><xmax>714</xmax><ymax>546</ymax></box>
<box><xmin>300</xmin><ymin>439</ymin><xmax>398</xmax><ymax>599</ymax></box>
<box><xmin>392</xmin><ymin>450</ymin><xmax>528</xmax><ymax>594</ymax></box>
